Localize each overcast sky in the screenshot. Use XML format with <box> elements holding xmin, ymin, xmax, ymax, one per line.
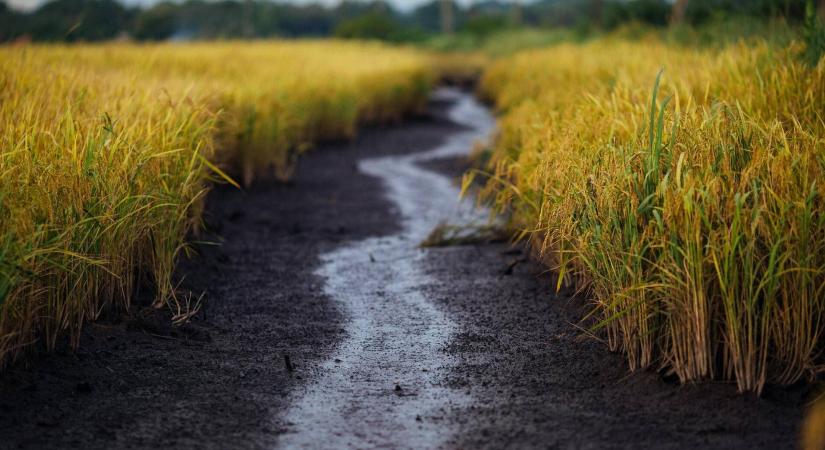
<box><xmin>4</xmin><ymin>0</ymin><xmax>495</xmax><ymax>13</ymax></box>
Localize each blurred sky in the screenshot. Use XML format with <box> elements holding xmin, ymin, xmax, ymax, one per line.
<box><xmin>4</xmin><ymin>0</ymin><xmax>495</xmax><ymax>13</ymax></box>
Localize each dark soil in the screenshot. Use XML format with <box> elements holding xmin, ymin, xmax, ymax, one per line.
<box><xmin>422</xmin><ymin>153</ymin><xmax>809</xmax><ymax>449</ymax></box>
<box><xmin>0</xmin><ymin>95</ymin><xmax>809</xmax><ymax>449</ymax></box>
<box><xmin>0</xmin><ymin>102</ymin><xmax>462</xmax><ymax>449</ymax></box>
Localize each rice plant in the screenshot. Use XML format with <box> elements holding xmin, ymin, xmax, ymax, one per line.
<box><xmin>477</xmin><ymin>39</ymin><xmax>825</xmax><ymax>393</ymax></box>
<box><xmin>0</xmin><ymin>40</ymin><xmax>433</xmax><ymax>368</ymax></box>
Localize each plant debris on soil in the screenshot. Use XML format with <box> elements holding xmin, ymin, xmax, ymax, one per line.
<box><xmin>420</xmin><ymin>222</ymin><xmax>508</xmax><ymax>248</ymax></box>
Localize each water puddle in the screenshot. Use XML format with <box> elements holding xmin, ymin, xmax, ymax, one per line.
<box><xmin>277</xmin><ymin>88</ymin><xmax>495</xmax><ymax>449</ymax></box>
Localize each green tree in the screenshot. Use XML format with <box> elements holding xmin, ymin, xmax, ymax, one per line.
<box><xmin>133</xmin><ymin>3</ymin><xmax>177</xmax><ymax>40</ymax></box>
<box><xmin>334</xmin><ymin>11</ymin><xmax>424</xmax><ymax>42</ymax></box>
<box><xmin>26</xmin><ymin>0</ymin><xmax>132</xmax><ymax>41</ymax></box>
<box><xmin>671</xmin><ymin>0</ymin><xmax>689</xmax><ymax>24</ymax></box>
<box><xmin>0</xmin><ymin>4</ymin><xmax>22</xmax><ymax>41</ymax></box>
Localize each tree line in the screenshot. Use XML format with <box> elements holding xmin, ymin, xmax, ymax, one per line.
<box><xmin>0</xmin><ymin>0</ymin><xmax>818</xmax><ymax>43</ymax></box>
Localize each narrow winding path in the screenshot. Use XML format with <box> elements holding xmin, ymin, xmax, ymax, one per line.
<box><xmin>279</xmin><ymin>89</ymin><xmax>494</xmax><ymax>448</ymax></box>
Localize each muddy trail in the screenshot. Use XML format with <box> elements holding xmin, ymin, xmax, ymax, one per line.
<box><xmin>0</xmin><ymin>89</ymin><xmax>809</xmax><ymax>449</ymax></box>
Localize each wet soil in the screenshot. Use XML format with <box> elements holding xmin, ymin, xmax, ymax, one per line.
<box><xmin>0</xmin><ymin>91</ymin><xmax>809</xmax><ymax>449</ymax></box>
<box><xmin>0</xmin><ymin>96</ymin><xmax>462</xmax><ymax>450</ymax></box>
<box><xmin>421</xmin><ymin>160</ymin><xmax>810</xmax><ymax>449</ymax></box>
<box><xmin>277</xmin><ymin>89</ymin><xmax>495</xmax><ymax>448</ymax></box>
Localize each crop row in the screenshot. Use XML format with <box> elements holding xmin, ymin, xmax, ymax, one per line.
<box><xmin>477</xmin><ymin>39</ymin><xmax>824</xmax><ymax>393</ymax></box>
<box><xmin>0</xmin><ymin>41</ymin><xmax>433</xmax><ymax>367</ymax></box>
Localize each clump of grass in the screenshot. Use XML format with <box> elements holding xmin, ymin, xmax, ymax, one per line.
<box><xmin>421</xmin><ymin>222</ymin><xmax>508</xmax><ymax>247</ymax></box>
<box><xmin>0</xmin><ymin>40</ymin><xmax>433</xmax><ymax>368</ymax></box>
<box><xmin>478</xmin><ymin>38</ymin><xmax>825</xmax><ymax>393</ymax></box>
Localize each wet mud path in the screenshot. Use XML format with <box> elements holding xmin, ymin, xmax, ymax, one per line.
<box><xmin>0</xmin><ymin>89</ymin><xmax>808</xmax><ymax>449</ymax></box>
<box><xmin>278</xmin><ymin>89</ymin><xmax>494</xmax><ymax>448</ymax></box>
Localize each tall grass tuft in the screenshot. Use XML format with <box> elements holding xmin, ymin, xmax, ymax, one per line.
<box><xmin>0</xmin><ymin>40</ymin><xmax>433</xmax><ymax>368</ymax></box>
<box><xmin>476</xmin><ymin>39</ymin><xmax>825</xmax><ymax>393</ymax></box>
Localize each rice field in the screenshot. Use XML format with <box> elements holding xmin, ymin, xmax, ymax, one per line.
<box><xmin>475</xmin><ymin>38</ymin><xmax>825</xmax><ymax>394</ymax></box>
<box><xmin>0</xmin><ymin>40</ymin><xmax>433</xmax><ymax>368</ymax></box>
<box><xmin>3</xmin><ymin>30</ymin><xmax>824</xmax><ymax>403</ymax></box>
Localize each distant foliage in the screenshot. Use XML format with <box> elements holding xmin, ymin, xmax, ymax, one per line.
<box><xmin>0</xmin><ymin>0</ymin><xmax>816</xmax><ymax>43</ymax></box>
<box><xmin>334</xmin><ymin>12</ymin><xmax>426</xmax><ymax>42</ymax></box>
<box><xmin>1</xmin><ymin>0</ymin><xmax>379</xmax><ymax>41</ymax></box>
<box><xmin>803</xmin><ymin>0</ymin><xmax>825</xmax><ymax>65</ymax></box>
<box><xmin>602</xmin><ymin>0</ymin><xmax>672</xmax><ymax>29</ymax></box>
<box><xmin>1</xmin><ymin>0</ymin><xmax>133</xmax><ymax>41</ymax></box>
